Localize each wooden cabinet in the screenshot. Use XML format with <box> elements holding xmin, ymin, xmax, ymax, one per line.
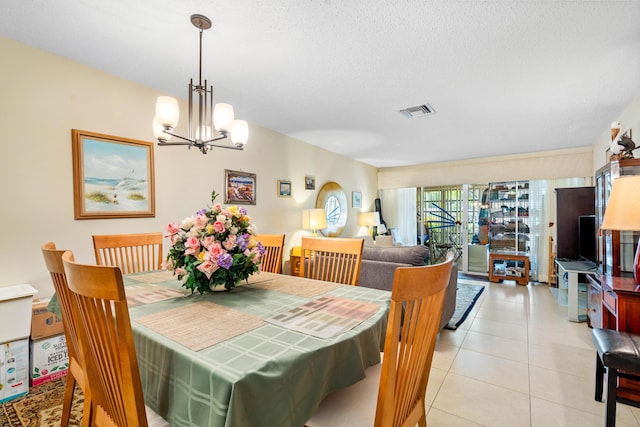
<box><xmin>595</xmin><ymin>159</ymin><xmax>640</xmax><ymax>276</ymax></box>
<box><xmin>587</xmin><ymin>275</ymin><xmax>602</xmax><ymax>328</ymax></box>
<box><xmin>589</xmin><ymin>274</ymin><xmax>640</xmax><ymax>402</ymax></box>
<box><xmin>555</xmin><ymin>187</ymin><xmax>595</xmax><ymax>261</ymax></box>
<box><xmin>289</xmin><ymin>247</ymin><xmax>301</xmax><ymax>276</ymax></box>
<box><xmin>488</xmin><ymin>181</ymin><xmax>530</xmax><ymax>252</ymax></box>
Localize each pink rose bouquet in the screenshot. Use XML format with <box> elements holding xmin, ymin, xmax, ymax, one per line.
<box><xmin>165</xmin><ymin>190</ymin><xmax>265</xmax><ymax>294</ymax></box>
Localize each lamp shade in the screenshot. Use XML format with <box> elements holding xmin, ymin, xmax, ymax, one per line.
<box><xmin>155</xmin><ymin>96</ymin><xmax>179</xmax><ymax>128</ymax></box>
<box><xmin>302</xmin><ymin>208</ymin><xmax>327</xmax><ymax>230</ymax></box>
<box><xmin>358</xmin><ymin>212</ymin><xmax>380</xmax><ymax>227</ymax></box>
<box><xmin>231</xmin><ymin>120</ymin><xmax>249</xmax><ymax>146</ymax></box>
<box><xmin>214</xmin><ymin>103</ymin><xmax>235</xmax><ymax>132</ymax></box>
<box><xmin>601</xmin><ymin>176</ymin><xmax>640</xmax><ymax>231</ymax></box>
<box><xmin>601</xmin><ymin>175</ymin><xmax>640</xmax><ymax>285</ymax></box>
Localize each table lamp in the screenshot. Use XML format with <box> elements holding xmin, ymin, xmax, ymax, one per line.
<box><xmin>358</xmin><ymin>212</ymin><xmax>380</xmax><ymax>236</ymax></box>
<box><xmin>302</xmin><ymin>208</ymin><xmax>327</xmax><ymax>236</ymax></box>
<box><xmin>600</xmin><ymin>175</ymin><xmax>640</xmax><ymax>284</ymax></box>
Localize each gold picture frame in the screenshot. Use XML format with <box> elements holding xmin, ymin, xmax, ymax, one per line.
<box><xmin>72</xmin><ymin>129</ymin><xmax>155</xmax><ymax>219</ymax></box>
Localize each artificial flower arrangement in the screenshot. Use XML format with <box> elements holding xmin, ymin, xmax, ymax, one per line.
<box><xmin>164</xmin><ymin>190</ymin><xmax>265</xmax><ymax>294</ymax></box>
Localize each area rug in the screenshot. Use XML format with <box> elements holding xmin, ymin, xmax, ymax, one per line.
<box><xmin>0</xmin><ymin>378</ymin><xmax>83</xmax><ymax>427</ymax></box>
<box><xmin>445</xmin><ymin>279</ymin><xmax>486</xmax><ymax>330</ymax></box>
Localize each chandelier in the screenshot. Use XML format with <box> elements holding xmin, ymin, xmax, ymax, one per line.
<box><xmin>152</xmin><ymin>14</ymin><xmax>248</xmax><ymax>154</ymax></box>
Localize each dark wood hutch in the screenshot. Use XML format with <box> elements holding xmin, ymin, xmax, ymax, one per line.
<box><xmin>588</xmin><ymin>159</ymin><xmax>640</xmax><ymax>402</ymax></box>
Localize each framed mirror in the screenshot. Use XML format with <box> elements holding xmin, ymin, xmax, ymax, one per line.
<box><xmin>316</xmin><ymin>181</ymin><xmax>348</xmax><ymax>237</ymax></box>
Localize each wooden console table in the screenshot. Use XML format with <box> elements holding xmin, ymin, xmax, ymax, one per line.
<box><xmin>488</xmin><ymin>251</ymin><xmax>530</xmax><ymax>286</ymax></box>
<box><xmin>588</xmin><ymin>274</ymin><xmax>640</xmax><ymax>403</ymax></box>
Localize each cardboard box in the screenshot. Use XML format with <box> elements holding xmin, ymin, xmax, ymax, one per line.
<box><xmin>29</xmin><ymin>334</ymin><xmax>68</xmax><ymax>386</ymax></box>
<box><xmin>0</xmin><ymin>284</ymin><xmax>38</xmax><ymax>343</ymax></box>
<box><xmin>30</xmin><ymin>298</ymin><xmax>64</xmax><ymax>340</ymax></box>
<box><xmin>0</xmin><ymin>339</ymin><xmax>29</xmax><ymax>404</ymax></box>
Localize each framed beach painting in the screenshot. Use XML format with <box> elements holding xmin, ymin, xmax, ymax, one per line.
<box><xmin>277</xmin><ymin>180</ymin><xmax>292</xmax><ymax>198</ymax></box>
<box><xmin>72</xmin><ymin>129</ymin><xmax>155</xmax><ymax>219</ymax></box>
<box><xmin>224</xmin><ymin>169</ymin><xmax>257</xmax><ymax>205</ymax></box>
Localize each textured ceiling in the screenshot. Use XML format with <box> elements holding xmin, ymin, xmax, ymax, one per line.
<box><xmin>1</xmin><ymin>1</ymin><xmax>639</xmax><ymax>167</ymax></box>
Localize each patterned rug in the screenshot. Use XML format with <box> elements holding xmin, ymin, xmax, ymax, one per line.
<box><xmin>0</xmin><ymin>378</ymin><xmax>83</xmax><ymax>427</ymax></box>
<box><xmin>445</xmin><ymin>278</ymin><xmax>486</xmax><ymax>330</ymax></box>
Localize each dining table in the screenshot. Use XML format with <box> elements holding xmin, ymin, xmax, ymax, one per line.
<box><xmin>120</xmin><ymin>270</ymin><xmax>390</xmax><ymax>427</ymax></box>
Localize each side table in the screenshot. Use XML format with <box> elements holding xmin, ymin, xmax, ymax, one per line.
<box><xmin>289</xmin><ymin>247</ymin><xmax>301</xmax><ymax>276</ymax></box>
<box><xmin>555</xmin><ymin>259</ymin><xmax>596</xmax><ymax>322</ymax></box>
<box><xmin>488</xmin><ymin>251</ymin><xmax>530</xmax><ymax>286</ymax></box>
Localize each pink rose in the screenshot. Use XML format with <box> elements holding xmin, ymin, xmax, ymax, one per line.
<box><xmin>223</xmin><ymin>234</ymin><xmax>236</xmax><ymax>250</ymax></box>
<box><xmin>208</xmin><ymin>242</ymin><xmax>224</xmax><ymax>258</ymax></box>
<box><xmin>202</xmin><ymin>236</ymin><xmax>216</xmax><ymax>249</ymax></box>
<box><xmin>213</xmin><ymin>220</ymin><xmax>225</xmax><ymax>233</ymax></box>
<box><xmin>175</xmin><ymin>267</ymin><xmax>187</xmax><ymax>276</ymax></box>
<box><xmin>197</xmin><ymin>260</ymin><xmax>219</xmax><ymax>279</ymax></box>
<box><xmin>194</xmin><ymin>214</ymin><xmax>208</xmax><ymax>229</ymax></box>
<box><xmin>184</xmin><ymin>236</ymin><xmax>200</xmax><ymax>256</ymax></box>
<box><xmin>213</xmin><ymin>203</ymin><xmax>222</xmax><ymax>212</ymax></box>
<box><xmin>167</xmin><ymin>222</ymin><xmax>180</xmax><ymax>235</ymax></box>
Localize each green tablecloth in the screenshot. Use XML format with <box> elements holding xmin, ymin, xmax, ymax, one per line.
<box><xmin>126</xmin><ymin>272</ymin><xmax>390</xmax><ymax>427</ymax></box>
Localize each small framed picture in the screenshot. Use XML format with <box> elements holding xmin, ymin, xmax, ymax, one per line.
<box><xmin>277</xmin><ymin>180</ymin><xmax>292</xmax><ymax>198</ymax></box>
<box><xmin>224</xmin><ymin>169</ymin><xmax>256</xmax><ymax>205</ymax></box>
<box><xmin>352</xmin><ymin>191</ymin><xmax>362</xmax><ymax>208</ymax></box>
<box><xmin>305</xmin><ymin>175</ymin><xmax>316</xmax><ymax>190</ymax></box>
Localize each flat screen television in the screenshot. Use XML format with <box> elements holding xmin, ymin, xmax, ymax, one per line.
<box><xmin>578</xmin><ymin>214</ymin><xmax>597</xmax><ymax>264</ymax></box>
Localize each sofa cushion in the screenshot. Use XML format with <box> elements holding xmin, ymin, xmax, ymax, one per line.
<box><xmin>362</xmin><ymin>245</ymin><xmax>428</xmax><ymax>266</ymax></box>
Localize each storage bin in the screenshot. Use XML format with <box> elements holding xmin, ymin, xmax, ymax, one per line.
<box><xmin>0</xmin><ymin>284</ymin><xmax>38</xmax><ymax>343</ymax></box>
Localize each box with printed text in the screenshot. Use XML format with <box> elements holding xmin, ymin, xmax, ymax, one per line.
<box><xmin>29</xmin><ymin>334</ymin><xmax>68</xmax><ymax>386</ymax></box>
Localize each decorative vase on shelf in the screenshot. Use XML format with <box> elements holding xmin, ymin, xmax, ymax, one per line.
<box><xmin>164</xmin><ymin>190</ymin><xmax>266</xmax><ymax>294</ymax></box>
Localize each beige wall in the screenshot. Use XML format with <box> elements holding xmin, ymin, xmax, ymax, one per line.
<box><xmin>0</xmin><ymin>36</ymin><xmax>377</xmax><ymax>296</ymax></box>
<box><xmin>378</xmin><ymin>147</ymin><xmax>593</xmax><ymax>189</ymax></box>
<box><xmin>591</xmin><ymin>95</ymin><xmax>640</xmax><ymax>171</ymax></box>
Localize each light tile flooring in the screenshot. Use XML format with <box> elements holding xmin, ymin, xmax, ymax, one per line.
<box><xmin>426</xmin><ymin>279</ymin><xmax>640</xmax><ymax>427</ymax></box>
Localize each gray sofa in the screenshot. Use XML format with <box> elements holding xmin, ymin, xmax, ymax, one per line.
<box><xmin>358</xmin><ymin>245</ymin><xmax>458</xmax><ymax>331</ymax></box>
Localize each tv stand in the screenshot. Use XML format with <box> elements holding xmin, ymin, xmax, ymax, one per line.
<box><xmin>555</xmin><ymin>259</ymin><xmax>597</xmax><ymax>322</ymax></box>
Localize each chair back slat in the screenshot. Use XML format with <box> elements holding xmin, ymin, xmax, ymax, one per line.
<box><xmin>41</xmin><ymin>243</ymin><xmax>90</xmax><ymax>425</ymax></box>
<box><xmin>62</xmin><ymin>251</ymin><xmax>150</xmax><ymax>427</ymax></box>
<box><xmin>255</xmin><ymin>234</ymin><xmax>285</xmax><ymax>274</ymax></box>
<box><xmin>93</xmin><ymin>232</ymin><xmax>163</xmax><ymax>274</ymax></box>
<box><xmin>300</xmin><ymin>237</ymin><xmax>364</xmax><ymax>286</ymax></box>
<box><xmin>375</xmin><ymin>252</ymin><xmax>454</xmax><ymax>427</ymax></box>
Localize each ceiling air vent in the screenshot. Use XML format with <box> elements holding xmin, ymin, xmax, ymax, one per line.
<box><xmin>398</xmin><ymin>103</ymin><xmax>436</xmax><ymax>118</ymax></box>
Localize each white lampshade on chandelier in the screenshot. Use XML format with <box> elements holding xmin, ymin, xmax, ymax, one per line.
<box><xmin>152</xmin><ymin>14</ymin><xmax>249</xmax><ymax>154</ymax></box>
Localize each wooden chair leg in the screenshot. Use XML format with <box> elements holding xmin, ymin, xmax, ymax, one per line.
<box><xmin>61</xmin><ymin>374</ymin><xmax>76</xmax><ymax>427</ymax></box>
<box><xmin>606</xmin><ymin>366</ymin><xmax>618</xmax><ymax>427</ymax></box>
<box><xmin>596</xmin><ymin>354</ymin><xmax>605</xmax><ymax>402</ymax></box>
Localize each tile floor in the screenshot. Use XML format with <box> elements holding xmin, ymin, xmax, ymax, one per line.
<box><xmin>426</xmin><ymin>278</ymin><xmax>640</xmax><ymax>427</ymax></box>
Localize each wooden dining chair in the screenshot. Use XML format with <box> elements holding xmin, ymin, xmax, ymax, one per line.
<box><xmin>255</xmin><ymin>234</ymin><xmax>285</xmax><ymax>274</ymax></box>
<box><xmin>92</xmin><ymin>232</ymin><xmax>163</xmax><ymax>274</ymax></box>
<box><xmin>306</xmin><ymin>252</ymin><xmax>455</xmax><ymax>427</ymax></box>
<box><xmin>61</xmin><ymin>251</ymin><xmax>169</xmax><ymax>427</ymax></box>
<box><xmin>300</xmin><ymin>237</ymin><xmax>364</xmax><ymax>286</ymax></box>
<box><xmin>41</xmin><ymin>242</ymin><xmax>90</xmax><ymax>426</ymax></box>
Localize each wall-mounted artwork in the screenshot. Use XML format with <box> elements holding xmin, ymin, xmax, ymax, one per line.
<box><xmin>72</xmin><ymin>129</ymin><xmax>155</xmax><ymax>219</ymax></box>
<box><xmin>352</xmin><ymin>191</ymin><xmax>362</xmax><ymax>208</ymax></box>
<box><xmin>278</xmin><ymin>180</ymin><xmax>292</xmax><ymax>198</ymax></box>
<box><xmin>305</xmin><ymin>175</ymin><xmax>316</xmax><ymax>190</ymax></box>
<box><xmin>225</xmin><ymin>169</ymin><xmax>257</xmax><ymax>205</ymax></box>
